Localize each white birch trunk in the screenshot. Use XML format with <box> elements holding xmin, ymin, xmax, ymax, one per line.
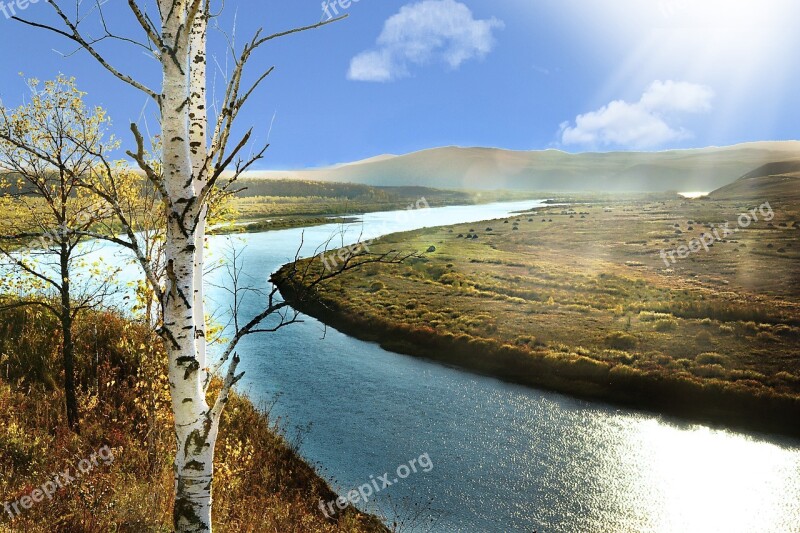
<box><xmin>189</xmin><ymin>3</ymin><xmax>209</xmax><ymax>377</ymax></box>
<box><xmin>159</xmin><ymin>2</ymin><xmax>215</xmax><ymax>531</ymax></box>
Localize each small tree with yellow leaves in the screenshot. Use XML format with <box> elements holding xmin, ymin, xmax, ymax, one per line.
<box><xmin>0</xmin><ymin>76</ymin><xmax>120</xmax><ymax>432</ymax></box>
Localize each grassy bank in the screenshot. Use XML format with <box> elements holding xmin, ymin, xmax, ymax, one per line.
<box><xmin>210</xmin><ymin>216</ymin><xmax>360</xmax><ymax>235</ymax></box>
<box><xmin>0</xmin><ymin>306</ymin><xmax>388</xmax><ymax>532</ymax></box>
<box><xmin>274</xmin><ymin>193</ymin><xmax>800</xmax><ymax>438</ymax></box>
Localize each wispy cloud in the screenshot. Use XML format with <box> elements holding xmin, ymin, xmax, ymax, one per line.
<box><xmin>560</xmin><ymin>80</ymin><xmax>714</xmax><ymax>149</ymax></box>
<box><xmin>348</xmin><ymin>0</ymin><xmax>504</xmax><ymax>82</ymax></box>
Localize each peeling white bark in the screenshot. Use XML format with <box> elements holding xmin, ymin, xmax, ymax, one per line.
<box><xmin>190</xmin><ymin>5</ymin><xmax>209</xmax><ymax>380</ymax></box>
<box><xmin>159</xmin><ymin>2</ymin><xmax>215</xmax><ymax>531</ymax></box>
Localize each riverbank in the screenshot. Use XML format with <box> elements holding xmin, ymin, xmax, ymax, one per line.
<box><xmin>0</xmin><ymin>305</ymin><xmax>388</xmax><ymax>532</ymax></box>
<box><xmin>273</xmin><ymin>194</ymin><xmax>800</xmax><ymax>439</ymax></box>
<box><xmin>210</xmin><ymin>215</ymin><xmax>361</xmax><ymax>235</ymax></box>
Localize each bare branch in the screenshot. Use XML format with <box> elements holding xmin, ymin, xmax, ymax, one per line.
<box><xmin>13</xmin><ymin>1</ymin><xmax>160</xmax><ymax>101</ymax></box>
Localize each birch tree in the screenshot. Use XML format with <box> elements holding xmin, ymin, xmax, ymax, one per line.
<box><xmin>14</xmin><ymin>2</ymin><xmax>411</xmax><ymax>530</ymax></box>
<box><xmin>11</xmin><ymin>2</ymin><xmax>346</xmax><ymax>530</ymax></box>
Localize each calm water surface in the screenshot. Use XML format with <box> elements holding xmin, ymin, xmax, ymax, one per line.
<box><xmin>79</xmin><ymin>199</ymin><xmax>800</xmax><ymax>532</ymax></box>
<box><xmin>204</xmin><ymin>200</ymin><xmax>800</xmax><ymax>533</ymax></box>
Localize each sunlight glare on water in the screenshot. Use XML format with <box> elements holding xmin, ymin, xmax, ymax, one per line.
<box><xmin>587</xmin><ymin>418</ymin><xmax>800</xmax><ymax>533</ymax></box>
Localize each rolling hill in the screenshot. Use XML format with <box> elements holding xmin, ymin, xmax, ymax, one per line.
<box><xmin>246</xmin><ymin>141</ymin><xmax>800</xmax><ymax>192</ymax></box>
<box><xmin>709</xmin><ymin>160</ymin><xmax>800</xmax><ymax>200</ymax></box>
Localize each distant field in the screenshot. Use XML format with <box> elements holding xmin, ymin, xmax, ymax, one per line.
<box><xmin>220</xmin><ymin>179</ymin><xmax>538</xmax><ymax>233</ymax></box>
<box><xmin>275</xmin><ymin>193</ymin><xmax>800</xmax><ymax>436</ymax></box>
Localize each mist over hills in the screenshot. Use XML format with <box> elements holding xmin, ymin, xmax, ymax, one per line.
<box><xmin>248</xmin><ymin>141</ymin><xmax>800</xmax><ymax>192</ymax></box>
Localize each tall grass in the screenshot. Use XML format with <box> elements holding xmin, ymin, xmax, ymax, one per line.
<box><xmin>0</xmin><ymin>305</ymin><xmax>387</xmax><ymax>532</ymax></box>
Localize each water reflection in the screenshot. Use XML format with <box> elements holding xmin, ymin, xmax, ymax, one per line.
<box><xmin>591</xmin><ymin>418</ymin><xmax>800</xmax><ymax>532</ymax></box>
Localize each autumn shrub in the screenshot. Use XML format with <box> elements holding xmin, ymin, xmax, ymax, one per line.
<box><xmin>438</xmin><ymin>273</ymin><xmax>461</xmax><ymax>286</ymax></box>
<box><xmin>695</xmin><ymin>330</ymin><xmax>714</xmax><ymax>347</ymax></box>
<box><xmin>773</xmin><ymin>324</ymin><xmax>800</xmax><ymax>338</ymax></box>
<box><xmin>367</xmin><ymin>281</ymin><xmax>385</xmax><ymax>293</ymax></box>
<box><xmin>728</xmin><ymin>369</ymin><xmax>767</xmax><ymax>383</ymax></box>
<box><xmin>638</xmin><ymin>311</ymin><xmax>672</xmax><ymax>322</ymax></box>
<box><xmin>0</xmin><ymin>306</ymin><xmax>60</xmax><ymax>388</ymax></box>
<box><xmin>740</xmin><ymin>321</ymin><xmax>759</xmax><ymax>334</ymax></box>
<box><xmin>514</xmin><ymin>335</ymin><xmax>538</xmax><ymax>347</ymax></box>
<box><xmin>691</xmin><ymin>364</ymin><xmax>728</xmax><ymax>379</ymax></box>
<box><xmin>696</xmin><ymin>352</ymin><xmax>728</xmax><ymax>366</ymax></box>
<box><xmin>605</xmin><ymin>332</ymin><xmax>637</xmax><ymax>350</ymax></box>
<box><xmin>756</xmin><ymin>331</ymin><xmax>780</xmax><ymax>343</ymax></box>
<box><xmin>653</xmin><ymin>319</ymin><xmax>678</xmax><ymax>332</ymax></box>
<box><xmin>776</xmin><ymin>370</ymin><xmax>798</xmax><ymax>381</ymax></box>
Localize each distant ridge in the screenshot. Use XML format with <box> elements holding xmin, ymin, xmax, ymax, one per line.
<box><xmin>329</xmin><ymin>153</ymin><xmax>398</xmax><ymax>168</ymax></box>
<box><xmin>247</xmin><ymin>141</ymin><xmax>800</xmax><ymax>192</ymax></box>
<box><xmin>735</xmin><ymin>160</ymin><xmax>800</xmax><ymax>182</ymax></box>
<box><xmin>709</xmin><ymin>159</ymin><xmax>800</xmax><ymax>200</ymax></box>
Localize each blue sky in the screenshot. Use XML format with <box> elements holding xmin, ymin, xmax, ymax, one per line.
<box><xmin>0</xmin><ymin>0</ymin><xmax>798</xmax><ymax>169</ymax></box>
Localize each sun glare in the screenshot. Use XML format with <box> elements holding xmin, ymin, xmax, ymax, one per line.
<box><xmin>541</xmin><ymin>0</ymin><xmax>800</xmax><ymax>146</ymax></box>
<box><xmin>597</xmin><ymin>418</ymin><xmax>800</xmax><ymax>532</ymax></box>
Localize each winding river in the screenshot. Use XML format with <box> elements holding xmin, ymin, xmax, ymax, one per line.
<box><xmin>202</xmin><ymin>199</ymin><xmax>800</xmax><ymax>533</ymax></box>
<box><xmin>65</xmin><ymin>199</ymin><xmax>800</xmax><ymax>532</ymax></box>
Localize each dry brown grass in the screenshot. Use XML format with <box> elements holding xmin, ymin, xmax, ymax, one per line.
<box><xmin>0</xmin><ymin>307</ymin><xmax>386</xmax><ymax>532</ymax></box>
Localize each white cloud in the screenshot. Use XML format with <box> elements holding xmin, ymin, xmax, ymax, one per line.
<box><xmin>348</xmin><ymin>50</ymin><xmax>396</xmax><ymax>83</ymax></box>
<box><xmin>638</xmin><ymin>80</ymin><xmax>713</xmax><ymax>113</ymax></box>
<box><xmin>348</xmin><ymin>0</ymin><xmax>504</xmax><ymax>82</ymax></box>
<box><xmin>560</xmin><ymin>81</ymin><xmax>714</xmax><ymax>149</ymax></box>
